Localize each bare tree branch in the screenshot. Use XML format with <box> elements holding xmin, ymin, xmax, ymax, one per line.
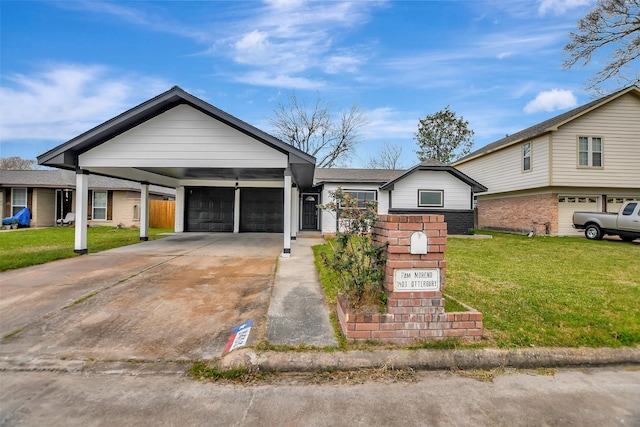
<box><xmin>365</xmin><ymin>141</ymin><xmax>406</xmax><ymax>169</ymax></box>
<box><xmin>563</xmin><ymin>0</ymin><xmax>640</xmax><ymax>93</ymax></box>
<box><xmin>1</xmin><ymin>157</ymin><xmax>39</xmax><ymax>170</ymax></box>
<box><xmin>268</xmin><ymin>92</ymin><xmax>368</xmax><ymax>168</ymax></box>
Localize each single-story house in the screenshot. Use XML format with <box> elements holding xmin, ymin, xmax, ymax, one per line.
<box><xmin>37</xmin><ymin>86</ymin><xmax>486</xmax><ymax>255</ymax></box>
<box><xmin>0</xmin><ymin>169</ymin><xmax>174</xmax><ymax>228</ymax></box>
<box><xmin>315</xmin><ymin>160</ymin><xmax>487</xmax><ymax>235</ymax></box>
<box><xmin>453</xmin><ymin>85</ymin><xmax>640</xmax><ymax>236</ymax></box>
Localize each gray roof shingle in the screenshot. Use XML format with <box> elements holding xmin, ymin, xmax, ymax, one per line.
<box><xmin>0</xmin><ymin>169</ymin><xmax>175</xmax><ymax>196</ymax></box>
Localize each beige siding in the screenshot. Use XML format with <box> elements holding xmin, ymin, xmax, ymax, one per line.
<box><xmin>552</xmin><ymin>92</ymin><xmax>640</xmax><ymax>188</ymax></box>
<box><xmin>390</xmin><ymin>171</ymin><xmax>471</xmax><ymax>209</ymax></box>
<box><xmin>457</xmin><ymin>134</ymin><xmax>549</xmax><ymax>195</ymax></box>
<box><xmin>79</xmin><ymin>104</ymin><xmax>288</xmax><ymax>169</ymax></box>
<box><xmin>32</xmin><ymin>188</ymin><xmax>56</xmax><ymax>227</ymax></box>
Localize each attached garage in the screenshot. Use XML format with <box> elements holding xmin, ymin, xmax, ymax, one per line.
<box><xmin>557</xmin><ymin>195</ymin><xmax>599</xmax><ymax>236</ymax></box>
<box><xmin>240</xmin><ymin>188</ymin><xmax>284</xmax><ymax>233</ymax></box>
<box><xmin>37</xmin><ymin>86</ymin><xmax>316</xmax><ymax>256</ymax></box>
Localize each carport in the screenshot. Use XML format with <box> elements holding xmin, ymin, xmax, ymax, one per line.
<box><xmin>37</xmin><ymin>87</ymin><xmax>316</xmax><ymax>256</ymax></box>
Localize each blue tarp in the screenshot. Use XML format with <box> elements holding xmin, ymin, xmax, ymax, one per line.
<box><xmin>2</xmin><ymin>207</ymin><xmax>31</xmax><ymax>226</ymax></box>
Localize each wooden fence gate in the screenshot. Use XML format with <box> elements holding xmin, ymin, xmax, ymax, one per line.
<box><xmin>149</xmin><ymin>200</ymin><xmax>175</xmax><ymax>229</ymax></box>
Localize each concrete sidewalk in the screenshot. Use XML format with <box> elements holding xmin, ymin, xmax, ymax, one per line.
<box><xmin>266</xmin><ymin>235</ymin><xmax>337</xmax><ymax>347</ymax></box>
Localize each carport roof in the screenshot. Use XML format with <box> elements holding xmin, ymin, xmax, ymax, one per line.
<box><xmin>37</xmin><ymin>86</ymin><xmax>316</xmax><ymax>188</ymax></box>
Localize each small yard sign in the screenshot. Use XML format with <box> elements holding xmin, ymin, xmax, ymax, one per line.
<box><xmin>222</xmin><ymin>320</ymin><xmax>253</xmax><ymax>355</ymax></box>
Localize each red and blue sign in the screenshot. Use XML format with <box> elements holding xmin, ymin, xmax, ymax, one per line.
<box><xmin>222</xmin><ymin>320</ymin><xmax>253</xmax><ymax>355</ymax></box>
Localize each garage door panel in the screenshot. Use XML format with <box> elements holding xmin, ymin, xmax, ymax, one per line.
<box><xmin>186</xmin><ymin>188</ymin><xmax>234</xmax><ymax>232</ymax></box>
<box><xmin>558</xmin><ymin>196</ymin><xmax>598</xmax><ymax>236</ymax></box>
<box><xmin>240</xmin><ymin>188</ymin><xmax>283</xmax><ymax>233</ymax></box>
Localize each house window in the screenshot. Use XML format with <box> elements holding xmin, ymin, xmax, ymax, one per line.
<box><xmin>418</xmin><ymin>190</ymin><xmax>444</xmax><ymax>207</ymax></box>
<box><xmin>523</xmin><ymin>142</ymin><xmax>531</xmax><ymax>171</ymax></box>
<box><xmin>92</xmin><ymin>191</ymin><xmax>108</xmax><ymax>220</ymax></box>
<box><xmin>11</xmin><ymin>188</ymin><xmax>27</xmax><ymax>216</ymax></box>
<box><xmin>343</xmin><ymin>191</ymin><xmax>376</xmax><ymax>208</ymax></box>
<box><xmin>578</xmin><ymin>136</ymin><xmax>603</xmax><ymax>167</ymax></box>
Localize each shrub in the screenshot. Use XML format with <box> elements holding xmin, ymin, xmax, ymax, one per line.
<box><xmin>318</xmin><ymin>187</ymin><xmax>388</xmax><ymax>310</ymax></box>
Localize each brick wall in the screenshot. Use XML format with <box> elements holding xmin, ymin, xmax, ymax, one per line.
<box><xmin>337</xmin><ymin>214</ymin><xmax>483</xmax><ymax>345</ymax></box>
<box><xmin>477</xmin><ymin>193</ymin><xmax>558</xmax><ymax>235</ymax></box>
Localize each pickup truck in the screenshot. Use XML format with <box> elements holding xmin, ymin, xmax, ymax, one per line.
<box><xmin>573</xmin><ymin>201</ymin><xmax>640</xmax><ymax>241</ymax></box>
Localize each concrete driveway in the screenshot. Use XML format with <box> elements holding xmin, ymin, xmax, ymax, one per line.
<box><xmin>0</xmin><ymin>233</ymin><xmax>281</xmax><ymax>362</ymax></box>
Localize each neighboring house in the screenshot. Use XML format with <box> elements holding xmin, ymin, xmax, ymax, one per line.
<box><xmin>0</xmin><ymin>169</ymin><xmax>174</xmax><ymax>228</ymax></box>
<box><xmin>453</xmin><ymin>85</ymin><xmax>640</xmax><ymax>236</ymax></box>
<box><xmin>315</xmin><ymin>160</ymin><xmax>487</xmax><ymax>235</ymax></box>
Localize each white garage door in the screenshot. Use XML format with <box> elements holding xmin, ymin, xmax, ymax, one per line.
<box><xmin>606</xmin><ymin>196</ymin><xmax>640</xmax><ymax>213</ymax></box>
<box><xmin>558</xmin><ymin>196</ymin><xmax>599</xmax><ymax>236</ymax></box>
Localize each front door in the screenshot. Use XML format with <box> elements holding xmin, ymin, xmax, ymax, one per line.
<box><xmin>55</xmin><ymin>189</ymin><xmax>73</xmax><ymax>223</ymax></box>
<box><xmin>302</xmin><ymin>194</ymin><xmax>319</xmax><ymax>230</ymax></box>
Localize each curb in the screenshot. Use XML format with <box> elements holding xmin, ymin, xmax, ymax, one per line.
<box><xmin>218</xmin><ymin>346</ymin><xmax>640</xmax><ymax>372</ymax></box>
<box><xmin>1</xmin><ymin>347</ymin><xmax>638</xmax><ymax>375</ymax></box>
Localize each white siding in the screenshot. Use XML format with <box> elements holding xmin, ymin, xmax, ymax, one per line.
<box><xmin>456</xmin><ymin>134</ymin><xmax>549</xmax><ymax>195</ymax></box>
<box><xmin>390</xmin><ymin>171</ymin><xmax>472</xmax><ymax>209</ymax></box>
<box><xmin>320</xmin><ymin>183</ymin><xmax>382</xmax><ymax>235</ymax></box>
<box><xmin>79</xmin><ymin>104</ymin><xmax>288</xmax><ymax>169</ymax></box>
<box><xmin>552</xmin><ymin>92</ymin><xmax>640</xmax><ymax>188</ymax></box>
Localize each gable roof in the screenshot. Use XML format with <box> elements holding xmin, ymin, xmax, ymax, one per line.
<box><xmin>37</xmin><ymin>86</ymin><xmax>316</xmax><ymax>187</ymax></box>
<box><xmin>454</xmin><ymin>85</ymin><xmax>640</xmax><ymax>165</ymax></box>
<box><xmin>0</xmin><ymin>169</ymin><xmax>175</xmax><ymax>196</ymax></box>
<box><xmin>380</xmin><ymin>160</ymin><xmax>487</xmax><ymax>192</ymax></box>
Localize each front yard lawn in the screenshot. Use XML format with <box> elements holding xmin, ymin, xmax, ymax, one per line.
<box><xmin>446</xmin><ymin>233</ymin><xmax>639</xmax><ymax>348</ymax></box>
<box><xmin>0</xmin><ymin>227</ymin><xmax>172</xmax><ymax>271</ymax></box>
<box><xmin>314</xmin><ymin>233</ymin><xmax>640</xmax><ymax>348</ymax></box>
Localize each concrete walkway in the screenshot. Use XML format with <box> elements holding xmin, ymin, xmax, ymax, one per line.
<box><xmin>266</xmin><ymin>235</ymin><xmax>337</xmax><ymax>347</ymax></box>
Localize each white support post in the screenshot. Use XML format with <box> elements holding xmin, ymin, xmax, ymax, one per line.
<box><xmin>175</xmin><ymin>186</ymin><xmax>185</xmax><ymax>233</ymax></box>
<box><xmin>291</xmin><ymin>186</ymin><xmax>299</xmax><ymax>240</ymax></box>
<box><xmin>74</xmin><ymin>169</ymin><xmax>89</xmax><ymax>254</ymax></box>
<box><xmin>282</xmin><ymin>169</ymin><xmax>292</xmax><ymax>257</ymax></box>
<box><xmin>233</xmin><ymin>185</ymin><xmax>240</xmax><ymax>233</ymax></box>
<box><xmin>140</xmin><ymin>183</ymin><xmax>149</xmax><ymax>241</ymax></box>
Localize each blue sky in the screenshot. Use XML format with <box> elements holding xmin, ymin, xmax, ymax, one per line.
<box><xmin>0</xmin><ymin>0</ymin><xmax>615</xmax><ymax>168</ymax></box>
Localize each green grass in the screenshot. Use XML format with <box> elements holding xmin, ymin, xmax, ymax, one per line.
<box><xmin>0</xmin><ymin>227</ymin><xmax>172</xmax><ymax>271</ymax></box>
<box><xmin>313</xmin><ymin>233</ymin><xmax>640</xmax><ymax>348</ymax></box>
<box><xmin>446</xmin><ymin>233</ymin><xmax>640</xmax><ymax>348</ymax></box>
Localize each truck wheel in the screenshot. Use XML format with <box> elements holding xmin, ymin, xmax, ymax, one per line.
<box><xmin>585</xmin><ymin>224</ymin><xmax>603</xmax><ymax>240</ymax></box>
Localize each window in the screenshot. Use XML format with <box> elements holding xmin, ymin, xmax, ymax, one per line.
<box><xmin>523</xmin><ymin>142</ymin><xmax>531</xmax><ymax>171</ymax></box>
<box><xmin>342</xmin><ymin>191</ymin><xmax>376</xmax><ymax>208</ymax></box>
<box><xmin>11</xmin><ymin>188</ymin><xmax>27</xmax><ymax>216</ymax></box>
<box><xmin>418</xmin><ymin>190</ymin><xmax>444</xmax><ymax>207</ymax></box>
<box><xmin>92</xmin><ymin>191</ymin><xmax>108</xmax><ymax>220</ymax></box>
<box><xmin>622</xmin><ymin>203</ymin><xmax>637</xmax><ymax>216</ymax></box>
<box><xmin>578</xmin><ymin>136</ymin><xmax>603</xmax><ymax>167</ymax></box>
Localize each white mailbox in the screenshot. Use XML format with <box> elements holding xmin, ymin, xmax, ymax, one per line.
<box><xmin>410</xmin><ymin>231</ymin><xmax>428</xmax><ymax>254</ymax></box>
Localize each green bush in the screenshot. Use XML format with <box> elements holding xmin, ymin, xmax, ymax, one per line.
<box><xmin>317</xmin><ymin>187</ymin><xmax>388</xmax><ymax>309</ymax></box>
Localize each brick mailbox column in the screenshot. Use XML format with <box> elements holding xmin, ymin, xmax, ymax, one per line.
<box><xmin>336</xmin><ymin>214</ymin><xmax>483</xmax><ymax>345</ymax></box>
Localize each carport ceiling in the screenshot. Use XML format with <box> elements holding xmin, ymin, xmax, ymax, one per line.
<box><xmin>139</xmin><ymin>167</ymin><xmax>286</xmax><ymax>181</ymax></box>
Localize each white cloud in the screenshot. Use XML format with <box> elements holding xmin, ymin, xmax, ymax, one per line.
<box><xmin>523</xmin><ymin>89</ymin><xmax>577</xmax><ymax>113</ymax></box>
<box><xmin>538</xmin><ymin>0</ymin><xmax>592</xmax><ymax>16</ymax></box>
<box><xmin>0</xmin><ymin>64</ymin><xmax>168</xmax><ymax>142</ymax></box>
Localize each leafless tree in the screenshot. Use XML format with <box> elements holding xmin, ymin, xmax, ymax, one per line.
<box><xmin>563</xmin><ymin>0</ymin><xmax>640</xmax><ymax>93</ymax></box>
<box><xmin>0</xmin><ymin>157</ymin><xmax>39</xmax><ymax>170</ymax></box>
<box><xmin>365</xmin><ymin>141</ymin><xmax>407</xmax><ymax>169</ymax></box>
<box><xmin>269</xmin><ymin>92</ymin><xmax>368</xmax><ymax>168</ymax></box>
